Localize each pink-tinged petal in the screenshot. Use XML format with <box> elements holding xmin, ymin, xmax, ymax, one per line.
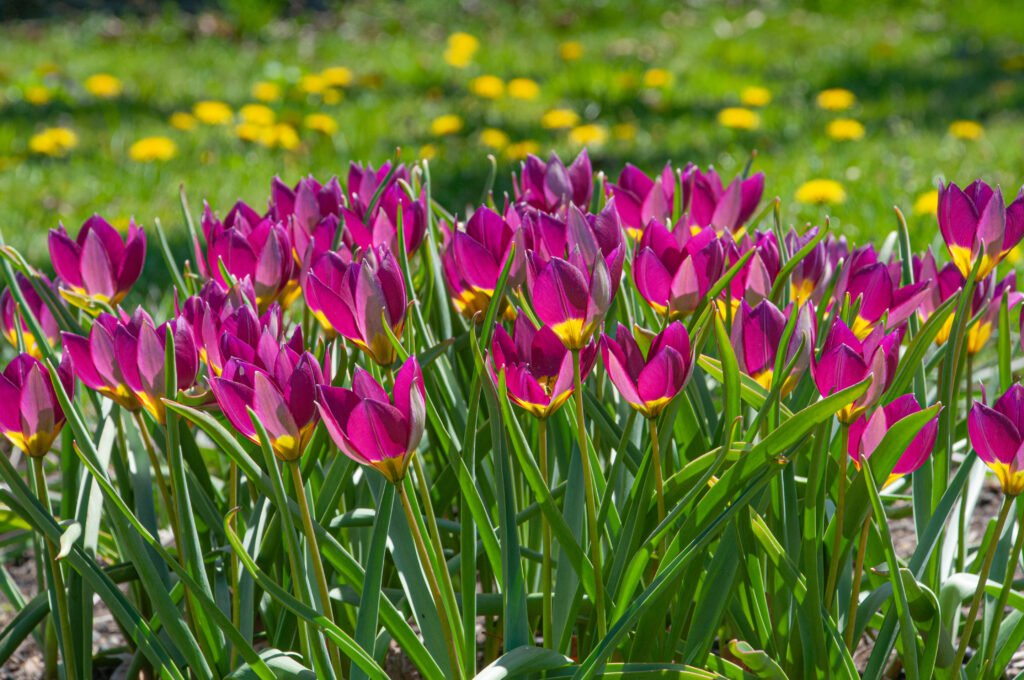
<box><xmin>490</xmin><ymin>323</ymin><xmax>519</xmax><ymax>370</ymax></box>
<box><xmin>689</xmin><ymin>176</ymin><xmax>717</xmax><ymax>229</ymax></box>
<box><xmin>543</xmin><ymin>153</ymin><xmax>572</xmax><ymax>208</ymax></box>
<box><xmin>0</xmin><ymin>373</ymin><xmax>20</xmax><ymax>431</ymax></box>
<box><xmin>813</xmin><ymin>345</ymin><xmax>868</xmax><ymax>397</ymax></box>
<box><xmin>271</xmin><ymin>176</ymin><xmax>295</xmax><ymax>221</ymax></box>
<box><xmin>346</xmin><ymin>400</ymin><xmax>409</xmax><ymax>462</ymax></box>
<box><xmin>62</xmin><ymin>332</ymin><xmax>104</xmax><ymax>391</ymax></box>
<box><xmin>394</xmin><ymin>357</ymin><xmax>426</xmax><ymax>451</ymax></box>
<box><xmin>211</xmin><ymin>374</ymin><xmax>257</xmax><ymax>441</ymax></box>
<box><xmin>309</xmin><ymin>272</ymin><xmax>360</xmax><ymax>339</ymax></box>
<box><xmin>633</xmin><ymin>248</ymin><xmax>672</xmax><ymax>308</ymax></box>
<box><xmin>975</xmin><ymin>185</ymin><xmax>1006</xmax><ymax>250</ymax></box>
<box><xmin>1005</xmin><ymin>189</ymin><xmax>1024</xmax><ymax>250</ymax></box>
<box><xmin>567</xmin><ymin>149</ymin><xmax>593</xmax><ymax>208</ymax></box>
<box><xmin>969</xmin><ymin>402</ymin><xmax>1022</xmax><ymax>466</ymax></box>
<box><xmin>506</xmin><ymin>365</ymin><xmax>557</xmax><ymax>413</ymax></box>
<box><xmin>822</xmin><ymin>318</ymin><xmax>861</xmax><ymax>355</ymax></box>
<box><xmin>601</xmin><ymin>335</ymin><xmax>644</xmax><ymax>409</ymax></box>
<box><xmin>940</xmin><ymin>182</ymin><xmax>980</xmax><ymax>249</ymax></box>
<box><xmin>49</xmin><ymin>228</ymin><xmax>83</xmax><ymax>288</ymax></box>
<box><xmin>847</xmin><ymin>415</ymin><xmax>868</xmax><ymax>461</ymax></box>
<box><xmin>170</xmin><ymin>320</ymin><xmax>199</xmax><ymax>390</ymax></box>
<box><xmin>116</xmin><ymin>225</ymin><xmax>146</xmax><ymax>294</ymax></box>
<box><xmin>529</xmin><ymin>324</ymin><xmax>568</xmax><ymax>378</ymax></box>
<box><xmin>373</xmin><ymin>247</ymin><xmax>408</xmax><ymax>326</ymax></box>
<box><xmin>741</xmin><ymin>300</ymin><xmax>785</xmax><ymax>376</ymax></box>
<box><xmin>81</xmin><ymin>215</ymin><xmax>125</xmax><ymax>260</ymax></box>
<box><xmin>18</xmin><ymin>364</ymin><xmax>55</xmax><ymax>445</ymax></box>
<box><xmin>994</xmin><ymin>383</ymin><xmax>1024</xmax><ymax>436</ymax></box>
<box><xmin>114</xmin><ymin>326</ymin><xmax>143</xmax><ymax>392</ymax></box>
<box><xmin>710</xmin><ymin>178</ymin><xmax>743</xmax><ymax>232</ymax></box>
<box><xmin>637</xmin><ymin>346</ymin><xmax>687</xmax><ymax>404</ymax></box>
<box><xmin>79</xmin><ymin>229</ymin><xmax>117</xmax><ymax>300</ymax></box>
<box><xmin>351</xmin><ymin>367</ymin><xmax>390</xmax><ymax>404</ymax></box>
<box><xmin>618</xmin><ymin>164</ymin><xmax>655</xmax><ymax>200</ymax></box>
<box><xmin>453</xmin><ymin>231</ymin><xmax>501</xmax><ymax>292</ymax></box>
<box><xmin>739</xmin><ymin>173</ymin><xmax>765</xmax><ymax>226</ymax></box>
<box><xmin>136</xmin><ymin>322</ymin><xmax>166</xmax><ymax>398</ymax></box>
<box><xmin>887</xmin><ymin>282</ymin><xmax>931</xmax><ymax>327</ymax></box>
<box><xmin>530</xmin><ymin>257</ymin><xmax>589</xmax><ymax>328</ymax></box>
<box><xmin>252</xmin><ymin>371</ymin><xmax>299</xmax><ymax>448</ymax></box>
<box><xmin>316</xmin><ymin>386</ymin><xmax>369</xmax><ymax>464</ymax></box>
<box><xmin>614</xmin><ymin>325</ymin><xmax>646</xmax><ymax>379</ymax></box>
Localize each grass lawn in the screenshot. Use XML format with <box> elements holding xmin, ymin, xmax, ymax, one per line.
<box><xmin>1</xmin><ymin>0</ymin><xmax>1023</xmax><ymax>276</ymax></box>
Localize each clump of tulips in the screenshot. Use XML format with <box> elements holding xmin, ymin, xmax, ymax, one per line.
<box><xmin>2</xmin><ymin>152</ymin><xmax>1024</xmax><ymax>680</ymax></box>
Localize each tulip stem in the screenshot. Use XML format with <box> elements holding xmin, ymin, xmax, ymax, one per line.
<box><xmin>844</xmin><ymin>516</ymin><xmax>871</xmax><ymax>650</ymax></box>
<box><xmin>957</xmin><ymin>353</ymin><xmax>975</xmax><ymax>573</ymax></box>
<box><xmin>133</xmin><ymin>411</ymin><xmax>181</xmax><ymax>551</ymax></box>
<box><xmin>287</xmin><ymin>459</ymin><xmax>343</xmax><ymax>675</ymax></box>
<box><xmin>229</xmin><ymin>459</ymin><xmax>240</xmax><ymax>670</ymax></box>
<box><xmin>825</xmin><ymin>423</ymin><xmax>850</xmax><ymax>612</ymax></box>
<box><xmin>539</xmin><ymin>420</ymin><xmax>552</xmax><ymax>649</ymax></box>
<box><xmin>950</xmin><ymin>494</ymin><xmax>1013</xmax><ymax>676</ymax></box>
<box><xmin>32</xmin><ymin>457</ymin><xmax>79</xmax><ymax>680</ymax></box>
<box><xmin>981</xmin><ymin>500</ymin><xmax>1024</xmax><ymax>680</ymax></box>
<box><xmin>397</xmin><ymin>480</ymin><xmax>465</xmax><ymax>680</ymax></box>
<box><xmin>650</xmin><ymin>417</ymin><xmax>666</xmax><ymax>549</ymax></box>
<box><xmin>572</xmin><ymin>348</ymin><xmax>606</xmax><ymax>639</ymax></box>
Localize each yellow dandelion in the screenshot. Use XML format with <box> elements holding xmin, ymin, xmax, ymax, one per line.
<box><xmin>568</xmin><ymin>123</ymin><xmax>608</xmax><ymax>147</ymax></box>
<box><xmin>949</xmin><ymin>120</ymin><xmax>983</xmax><ymax>140</ymax></box>
<box><xmin>643</xmin><ymin>68</ymin><xmax>673</xmax><ymax>88</ymax></box>
<box><xmin>795</xmin><ymin>179</ymin><xmax>846</xmax><ymax>205</ymax></box>
<box><xmin>322</xmin><ymin>88</ymin><xmax>342</xmax><ymax>105</ymax></box>
<box><xmin>913</xmin><ymin>190</ymin><xmax>939</xmax><ymax>216</ymax></box>
<box><xmin>470</xmin><ymin>75</ymin><xmax>504</xmax><ymax>99</ymax></box>
<box><xmin>299</xmin><ymin>74</ymin><xmax>328</xmax><ymax>95</ymax></box>
<box><xmin>419</xmin><ymin>144</ymin><xmax>438</xmax><ymax>160</ymax></box>
<box><xmin>717</xmin><ymin>107</ymin><xmax>761</xmax><ymax>130</ymax></box>
<box><xmin>826</xmin><ymin>118</ymin><xmax>865</xmax><ymax>141</ymax></box>
<box><xmin>239</xmin><ymin>103</ymin><xmax>276</xmax><ymax>126</ymax></box>
<box><xmin>128</xmin><ymin>136</ymin><xmax>177</xmax><ymax>162</ymax></box>
<box><xmin>259</xmin><ymin>123</ymin><xmax>300</xmax><ymax>150</ymax></box>
<box><xmin>193</xmin><ymin>100</ymin><xmax>234</xmax><ymax>125</ymax></box>
<box><xmin>444</xmin><ymin>32</ymin><xmax>479</xmax><ymax>68</ymax></box>
<box><xmin>304</xmin><ymin>113</ymin><xmax>338</xmax><ymax>135</ymax></box>
<box><xmin>169</xmin><ymin>112</ymin><xmax>198</xmax><ymax>131</ymax></box>
<box><xmin>28</xmin><ymin>127</ymin><xmax>78</xmax><ymax>156</ymax></box>
<box><xmin>541</xmin><ymin>108</ymin><xmax>580</xmax><ymax>129</ymax></box>
<box><xmin>506</xmin><ymin>140</ymin><xmax>541</xmax><ymax>160</ymax></box>
<box><xmin>613</xmin><ymin>122</ymin><xmax>638</xmax><ymax>140</ymax></box>
<box><xmin>559</xmin><ymin>41</ymin><xmax>583</xmax><ymax>60</ymax></box>
<box><xmin>84</xmin><ymin>74</ymin><xmax>122</xmax><ymax>98</ymax></box>
<box><xmin>430</xmin><ymin>114</ymin><xmax>464</xmax><ymax>136</ymax></box>
<box><xmin>24</xmin><ymin>86</ymin><xmax>51</xmax><ymax>105</ymax></box>
<box><xmin>479</xmin><ymin>128</ymin><xmax>510</xmax><ymax>150</ymax></box>
<box><xmin>236</xmin><ymin>123</ymin><xmax>263</xmax><ymax>142</ymax></box>
<box><xmin>251</xmin><ymin>81</ymin><xmax>282</xmax><ymax>102</ymax></box>
<box><xmin>740</xmin><ymin>86</ymin><xmax>771</xmax><ymax>107</ymax></box>
<box><xmin>507</xmin><ymin>78</ymin><xmax>540</xmax><ymax>100</ymax></box>
<box><xmin>817</xmin><ymin>88</ymin><xmax>856</xmax><ymax>111</ymax></box>
<box><xmin>321</xmin><ymin>66</ymin><xmax>353</xmax><ymax>87</ymax></box>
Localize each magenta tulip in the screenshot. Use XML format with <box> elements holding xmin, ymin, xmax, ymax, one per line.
<box><xmin>786</xmin><ymin>226</ymin><xmax>833</xmax><ymax>305</ymax></box>
<box><xmin>812</xmin><ymin>318</ymin><xmax>901</xmax><ymax>423</ymax></box>
<box><xmin>722</xmin><ymin>230</ymin><xmax>781</xmax><ymax>314</ymax></box>
<box><xmin>1</xmin><ymin>273</ymin><xmax>61</xmax><ymax>359</ymax></box>
<box><xmin>610</xmin><ymin>163</ymin><xmax>682</xmax><ymax>239</ymax></box>
<box><xmin>441</xmin><ymin>207</ymin><xmax>523</xmax><ymax>321</ymax></box>
<box><xmin>731</xmin><ymin>300</ymin><xmax>816</xmax><ymax>396</ymax></box>
<box><xmin>271</xmin><ymin>175</ymin><xmax>344</xmax><ymax>265</ymax></box>
<box><xmin>833</xmin><ymin>245</ymin><xmax>929</xmax><ymax>338</ymax></box>
<box><xmin>939</xmin><ymin>180</ymin><xmax>1024</xmax><ymax>280</ymax></box>
<box><xmin>0</xmin><ymin>353</ymin><xmax>73</xmax><ymax>458</ymax></box>
<box><xmin>686</xmin><ymin>166</ymin><xmax>764</xmax><ymax>236</ymax></box>
<box><xmin>968</xmin><ymin>383</ymin><xmax>1024</xmax><ymax>495</ymax></box>
<box><xmin>48</xmin><ymin>215</ymin><xmax>146</xmax><ymax>310</ymax></box>
<box><xmin>514</xmin><ymin>150</ymin><xmax>593</xmax><ymax>213</ymax></box>
<box><xmin>633</xmin><ymin>221</ymin><xmax>725</xmax><ymax>319</ymax></box>
<box><xmin>848</xmin><ymin>394</ymin><xmax>939</xmax><ymax>488</ymax></box>
<box><xmin>600</xmin><ymin>321</ymin><xmax>694</xmax><ymax>418</ymax></box>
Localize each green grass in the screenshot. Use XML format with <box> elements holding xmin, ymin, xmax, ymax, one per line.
<box><xmin>1</xmin><ymin>0</ymin><xmax>1023</xmax><ymax>272</ymax></box>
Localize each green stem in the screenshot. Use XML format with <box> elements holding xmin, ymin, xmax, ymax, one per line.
<box><xmin>133</xmin><ymin>411</ymin><xmax>181</xmax><ymax>550</ymax></box>
<box><xmin>33</xmin><ymin>457</ymin><xmax>79</xmax><ymax>680</ymax></box>
<box><xmin>958</xmin><ymin>353</ymin><xmax>974</xmax><ymax>573</ymax></box>
<box><xmin>573</xmin><ymin>348</ymin><xmax>606</xmax><ymax>639</ymax></box>
<box><xmin>844</xmin><ymin>517</ymin><xmax>871</xmax><ymax>650</ymax></box>
<box><xmin>229</xmin><ymin>460</ymin><xmax>240</xmax><ymax>670</ymax></box>
<box><xmin>825</xmin><ymin>423</ymin><xmax>850</xmax><ymax>611</ymax></box>
<box><xmin>397</xmin><ymin>481</ymin><xmax>465</xmax><ymax>680</ymax></box>
<box><xmin>651</xmin><ymin>417</ymin><xmax>666</xmax><ymax>559</ymax></box>
<box><xmin>949</xmin><ymin>495</ymin><xmax>1013</xmax><ymax>675</ymax></box>
<box><xmin>980</xmin><ymin>500</ymin><xmax>1024</xmax><ymax>680</ymax></box>
<box><xmin>539</xmin><ymin>420</ymin><xmax>552</xmax><ymax>649</ymax></box>
<box><xmin>287</xmin><ymin>459</ymin><xmax>343</xmax><ymax>675</ymax></box>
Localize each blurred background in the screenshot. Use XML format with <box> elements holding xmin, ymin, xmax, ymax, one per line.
<box><xmin>1</xmin><ymin>0</ymin><xmax>1023</xmax><ymax>274</ymax></box>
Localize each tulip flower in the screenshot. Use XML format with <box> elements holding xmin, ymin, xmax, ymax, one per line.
<box><xmin>48</xmin><ymin>215</ymin><xmax>146</xmax><ymax>310</ymax></box>
<box><xmin>514</xmin><ymin>150</ymin><xmax>593</xmax><ymax>213</ymax></box>
<box><xmin>812</xmin><ymin>318</ymin><xmax>901</xmax><ymax>423</ymax></box>
<box><xmin>938</xmin><ymin>180</ymin><xmax>1024</xmax><ymax>280</ymax></box>
<box><xmin>441</xmin><ymin>207</ymin><xmax>523</xmax><ymax>321</ymax></box>
<box><xmin>600</xmin><ymin>321</ymin><xmax>694</xmax><ymax>418</ymax></box>
<box><xmin>488</xmin><ymin>316</ymin><xmax>596</xmax><ymax>419</ymax></box>
<box><xmin>212</xmin><ymin>347</ymin><xmax>325</xmax><ymax>461</ymax></box>
<box><xmin>317</xmin><ymin>356</ymin><xmax>425</xmax><ymax>483</ymax></box>
<box><xmin>633</xmin><ymin>221</ymin><xmax>726</xmax><ymax>319</ymax></box>
<box><xmin>0</xmin><ymin>353</ymin><xmax>73</xmax><ymax>458</ymax></box>
<box><xmin>271</xmin><ymin>175</ymin><xmax>343</xmax><ymax>262</ymax></box>
<box><xmin>847</xmin><ymin>394</ymin><xmax>940</xmax><ymax>488</ymax></box>
<box><xmin>914</xmin><ymin>248</ymin><xmax>966</xmax><ymax>345</ymax></box>
<box><xmin>833</xmin><ymin>245</ymin><xmax>929</xmax><ymax>338</ymax></box>
<box><xmin>610</xmin><ymin>162</ymin><xmax>682</xmax><ymax>239</ymax></box>
<box><xmin>785</xmin><ymin>226</ymin><xmax>833</xmax><ymax>305</ymax></box>
<box><xmin>722</xmin><ymin>230</ymin><xmax>781</xmax><ymax>315</ymax></box>
<box><xmin>345</xmin><ymin>161</ymin><xmax>411</xmax><ymax>221</ymax></box>
<box><xmin>969</xmin><ymin>272</ymin><xmax>1020</xmax><ymax>355</ymax></box>
<box><xmin>342</xmin><ymin>185</ymin><xmax>428</xmax><ymax>256</ymax></box>
<box><xmin>196</xmin><ymin>201</ymin><xmax>297</xmax><ymax>311</ymax></box>
<box><xmin>526</xmin><ymin>203</ymin><xmax>625</xmax><ymax>349</ymax></box>
<box><xmin>305</xmin><ymin>245</ymin><xmax>407</xmax><ymax>365</ymax></box>
<box><xmin>1</xmin><ymin>273</ymin><xmax>61</xmax><ymax>358</ymax></box>
<box><xmin>731</xmin><ymin>300</ymin><xmax>816</xmax><ymax>396</ymax></box>
<box><xmin>968</xmin><ymin>383</ymin><xmax>1024</xmax><ymax>495</ymax></box>
<box><xmin>62</xmin><ymin>312</ymin><xmax>140</xmax><ymax>411</ymax></box>
<box><xmin>686</xmin><ymin>166</ymin><xmax>764</xmax><ymax>237</ymax></box>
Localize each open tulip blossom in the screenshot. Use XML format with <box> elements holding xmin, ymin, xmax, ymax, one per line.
<box><xmin>610</xmin><ymin>162</ymin><xmax>680</xmax><ymax>239</ymax></box>
<box><xmin>633</xmin><ymin>221</ymin><xmax>725</xmax><ymax>318</ymax></box>
<box><xmin>686</xmin><ymin>166</ymin><xmax>764</xmax><ymax>236</ymax></box>
<box><xmin>441</xmin><ymin>206</ymin><xmax>523</xmax><ymax>321</ymax></box>
<box><xmin>600</xmin><ymin>321</ymin><xmax>694</xmax><ymax>418</ymax></box>
<box><xmin>0</xmin><ymin>352</ymin><xmax>73</xmax><ymax>458</ymax></box>
<box><xmin>731</xmin><ymin>299</ymin><xmax>816</xmax><ymax>395</ymax></box>
<box><xmin>812</xmin><ymin>318</ymin><xmax>900</xmax><ymax>423</ymax></box>
<box><xmin>48</xmin><ymin>215</ymin><xmax>146</xmax><ymax>310</ymax></box>
<box><xmin>847</xmin><ymin>394</ymin><xmax>940</xmax><ymax>488</ymax></box>
<box><xmin>939</xmin><ymin>180</ymin><xmax>1024</xmax><ymax>280</ymax></box>
<box><xmin>968</xmin><ymin>384</ymin><xmax>1024</xmax><ymax>495</ymax></box>
<box><xmin>833</xmin><ymin>245</ymin><xmax>929</xmax><ymax>338</ymax></box>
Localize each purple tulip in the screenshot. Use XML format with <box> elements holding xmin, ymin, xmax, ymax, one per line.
<box><xmin>848</xmin><ymin>395</ymin><xmax>940</xmax><ymax>488</ymax></box>
<box><xmin>686</xmin><ymin>166</ymin><xmax>764</xmax><ymax>236</ymax></box>
<box><xmin>785</xmin><ymin>226</ymin><xmax>833</xmax><ymax>305</ymax></box>
<box><xmin>345</xmin><ymin>161</ymin><xmax>411</xmax><ymax>221</ymax></box>
<box><xmin>812</xmin><ymin>318</ymin><xmax>901</xmax><ymax>423</ymax></box>
<box><xmin>0</xmin><ymin>353</ymin><xmax>73</xmax><ymax>458</ymax></box>
<box><xmin>196</xmin><ymin>201</ymin><xmax>298</xmax><ymax>312</ymax></box>
<box><xmin>212</xmin><ymin>346</ymin><xmax>325</xmax><ymax>462</ymax></box>
<box><xmin>968</xmin><ymin>383</ymin><xmax>1024</xmax><ymax>495</ymax></box>
<box><xmin>62</xmin><ymin>312</ymin><xmax>142</xmax><ymax>411</ymax></box>
<box><xmin>833</xmin><ymin>245</ymin><xmax>929</xmax><ymax>338</ymax></box>
<box><xmin>271</xmin><ymin>175</ymin><xmax>344</xmax><ymax>265</ymax></box>
<box><xmin>441</xmin><ymin>207</ymin><xmax>523</xmax><ymax>321</ymax></box>
<box><xmin>488</xmin><ymin>316</ymin><xmax>597</xmax><ymax>419</ymax></box>
<box><xmin>969</xmin><ymin>272</ymin><xmax>1020</xmax><ymax>355</ymax></box>
<box><xmin>525</xmin><ymin>203</ymin><xmax>626</xmax><ymax>349</ymax></box>
<box><xmin>914</xmin><ymin>248</ymin><xmax>965</xmax><ymax>346</ymax></box>
<box><xmin>305</xmin><ymin>245</ymin><xmax>407</xmax><ymax>365</ymax></box>
<box><xmin>1</xmin><ymin>273</ymin><xmax>61</xmax><ymax>359</ymax></box>
<box><xmin>514</xmin><ymin>150</ymin><xmax>593</xmax><ymax>213</ymax></box>
<box><xmin>610</xmin><ymin>163</ymin><xmax>683</xmax><ymax>239</ymax></box>
<box><xmin>731</xmin><ymin>300</ymin><xmax>816</xmax><ymax>396</ymax></box>
<box><xmin>316</xmin><ymin>356</ymin><xmax>425</xmax><ymax>483</ymax></box>
<box><xmin>48</xmin><ymin>215</ymin><xmax>146</xmax><ymax>310</ymax></box>
<box><xmin>938</xmin><ymin>180</ymin><xmax>1024</xmax><ymax>280</ymax></box>
<box><xmin>342</xmin><ymin>185</ymin><xmax>428</xmax><ymax>257</ymax></box>
<box><xmin>633</xmin><ymin>221</ymin><xmax>725</xmax><ymax>319</ymax></box>
<box><xmin>722</xmin><ymin>230</ymin><xmax>781</xmax><ymax>314</ymax></box>
<box><xmin>600</xmin><ymin>321</ymin><xmax>694</xmax><ymax>418</ymax></box>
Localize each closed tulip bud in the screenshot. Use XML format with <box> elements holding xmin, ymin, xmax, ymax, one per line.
<box><xmin>48</xmin><ymin>215</ymin><xmax>146</xmax><ymax>311</ymax></box>
<box><xmin>601</xmin><ymin>321</ymin><xmax>694</xmax><ymax>418</ymax></box>
<box><xmin>488</xmin><ymin>316</ymin><xmax>597</xmax><ymax>419</ymax></box>
<box><xmin>812</xmin><ymin>318</ymin><xmax>900</xmax><ymax>423</ymax></box>
<box><xmin>316</xmin><ymin>357</ymin><xmax>425</xmax><ymax>483</ymax></box>
<box><xmin>0</xmin><ymin>353</ymin><xmax>73</xmax><ymax>458</ymax></box>
<box><xmin>687</xmin><ymin>166</ymin><xmax>764</xmax><ymax>237</ymax></box>
<box><xmin>634</xmin><ymin>221</ymin><xmax>725</xmax><ymax>319</ymax></box>
<box><xmin>722</xmin><ymin>230</ymin><xmax>781</xmax><ymax>314</ymax></box>
<box><xmin>848</xmin><ymin>395</ymin><xmax>939</xmax><ymax>488</ymax></box>
<box><xmin>731</xmin><ymin>300</ymin><xmax>816</xmax><ymax>396</ymax></box>
<box><xmin>441</xmin><ymin>207</ymin><xmax>522</xmax><ymax>321</ymax></box>
<box><xmin>514</xmin><ymin>150</ymin><xmax>593</xmax><ymax>214</ymax></box>
<box><xmin>346</xmin><ymin>161</ymin><xmax>411</xmax><ymax>222</ymax></box>
<box><xmin>939</xmin><ymin>180</ymin><xmax>1024</xmax><ymax>280</ymax></box>
<box><xmin>834</xmin><ymin>245</ymin><xmax>929</xmax><ymax>338</ymax></box>
<box><xmin>1</xmin><ymin>273</ymin><xmax>61</xmax><ymax>358</ymax></box>
<box><xmin>968</xmin><ymin>384</ymin><xmax>1024</xmax><ymax>495</ymax></box>
<box><xmin>786</xmin><ymin>226</ymin><xmax>831</xmax><ymax>306</ymax></box>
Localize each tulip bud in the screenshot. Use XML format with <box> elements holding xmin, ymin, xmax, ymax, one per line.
<box><xmin>48</xmin><ymin>215</ymin><xmax>146</xmax><ymax>311</ymax></box>
<box><xmin>601</xmin><ymin>321</ymin><xmax>694</xmax><ymax>418</ymax></box>
<box><xmin>848</xmin><ymin>395</ymin><xmax>940</xmax><ymax>488</ymax></box>
<box><xmin>939</xmin><ymin>180</ymin><xmax>1024</xmax><ymax>280</ymax></box>
<box><xmin>0</xmin><ymin>353</ymin><xmax>73</xmax><ymax>458</ymax></box>
<box><xmin>968</xmin><ymin>384</ymin><xmax>1024</xmax><ymax>495</ymax></box>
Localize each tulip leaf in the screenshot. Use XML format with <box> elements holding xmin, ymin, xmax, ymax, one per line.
<box><xmin>998</xmin><ymin>291</ymin><xmax>1012</xmax><ymax>392</ymax></box>
<box><xmin>727</xmin><ymin>640</ymin><xmax>788</xmax><ymax>680</ymax></box>
<box><xmin>714</xmin><ymin>312</ymin><xmax>741</xmax><ymax>437</ymax></box>
<box><xmin>697</xmin><ymin>355</ymin><xmax>795</xmax><ymax>419</ymax></box>
<box><xmin>55</xmin><ymin>521</ymin><xmax>81</xmax><ymax>561</ymax></box>
<box><xmin>152</xmin><ymin>217</ymin><xmax>189</xmax><ymax>297</ymax></box>
<box><xmin>226</xmin><ymin>649</ymin><xmax>316</xmax><ymax>680</ymax></box>
<box><xmin>473</xmin><ymin>646</ymin><xmax>572</xmax><ymax>680</ymax></box>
